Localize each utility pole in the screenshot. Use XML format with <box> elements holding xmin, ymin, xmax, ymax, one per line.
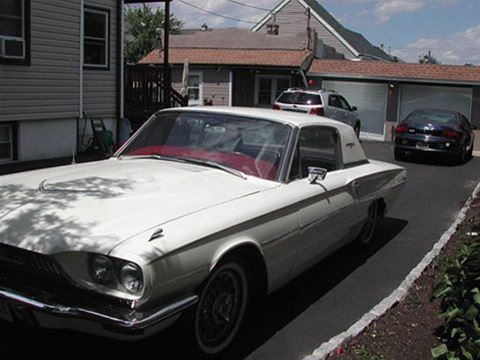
<box><xmin>305</xmin><ymin>7</ymin><xmax>311</xmax><ymax>50</ymax></box>
<box><xmin>163</xmin><ymin>0</ymin><xmax>171</xmax><ymax>108</ymax></box>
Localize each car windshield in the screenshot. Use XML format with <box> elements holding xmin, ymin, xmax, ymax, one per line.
<box><xmin>277</xmin><ymin>92</ymin><xmax>322</xmax><ymax>105</ymax></box>
<box><xmin>405</xmin><ymin>110</ymin><xmax>459</xmax><ymax>126</ymax></box>
<box><xmin>118</xmin><ymin>111</ymin><xmax>292</xmax><ymax>181</ymax></box>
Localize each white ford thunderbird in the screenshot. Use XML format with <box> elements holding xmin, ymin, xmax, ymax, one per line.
<box><xmin>0</xmin><ymin>107</ymin><xmax>406</xmax><ymax>355</ymax></box>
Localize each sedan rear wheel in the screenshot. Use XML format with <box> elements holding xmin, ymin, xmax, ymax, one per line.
<box><xmin>468</xmin><ymin>145</ymin><xmax>474</xmax><ymax>160</ymax></box>
<box><xmin>357</xmin><ymin>201</ymin><xmax>378</xmax><ymax>245</ymax></box>
<box><xmin>193</xmin><ymin>260</ymin><xmax>249</xmax><ymax>356</ymax></box>
<box><xmin>354</xmin><ymin>123</ymin><xmax>361</xmax><ymax>139</ymax></box>
<box><xmin>455</xmin><ymin>147</ymin><xmax>467</xmax><ymax>165</ymax></box>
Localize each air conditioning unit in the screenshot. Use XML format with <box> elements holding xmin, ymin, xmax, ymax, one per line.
<box><xmin>0</xmin><ymin>38</ymin><xmax>25</xmax><ymax>59</ymax></box>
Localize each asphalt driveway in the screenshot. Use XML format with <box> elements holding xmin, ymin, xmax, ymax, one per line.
<box><xmin>1</xmin><ymin>141</ymin><xmax>479</xmax><ymax>359</ymax></box>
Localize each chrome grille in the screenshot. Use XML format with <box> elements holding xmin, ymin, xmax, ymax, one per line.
<box><xmin>0</xmin><ymin>243</ymin><xmax>133</xmax><ymax>310</ymax></box>
<box><xmin>0</xmin><ymin>243</ymin><xmax>67</xmax><ymax>284</ymax></box>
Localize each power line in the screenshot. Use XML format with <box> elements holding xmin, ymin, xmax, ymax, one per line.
<box><xmin>177</xmin><ymin>0</ymin><xmax>259</xmax><ymax>24</ymax></box>
<box><xmin>223</xmin><ymin>0</ymin><xmax>271</xmax><ymax>12</ymax></box>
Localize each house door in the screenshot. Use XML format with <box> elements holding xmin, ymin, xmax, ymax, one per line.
<box><xmin>255</xmin><ymin>76</ymin><xmax>291</xmax><ymax>107</ymax></box>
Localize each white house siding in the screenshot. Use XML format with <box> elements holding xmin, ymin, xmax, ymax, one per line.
<box><xmin>0</xmin><ymin>0</ymin><xmax>81</xmax><ymax>123</ymax></box>
<box><xmin>255</xmin><ymin>0</ymin><xmax>356</xmax><ymax>59</ymax></box>
<box><xmin>0</xmin><ymin>0</ymin><xmax>118</xmax><ymax>162</ymax></box>
<box><xmin>171</xmin><ymin>67</ymin><xmax>230</xmax><ymax>106</ymax></box>
<box><xmin>83</xmin><ymin>0</ymin><xmax>118</xmax><ymax>122</ymax></box>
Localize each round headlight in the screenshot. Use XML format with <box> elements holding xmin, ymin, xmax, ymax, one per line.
<box><xmin>91</xmin><ymin>255</ymin><xmax>116</xmax><ymax>285</ymax></box>
<box><xmin>119</xmin><ymin>262</ymin><xmax>144</xmax><ymax>294</ymax></box>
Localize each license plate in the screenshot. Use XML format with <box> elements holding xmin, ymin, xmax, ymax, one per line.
<box><xmin>416</xmin><ymin>142</ymin><xmax>429</xmax><ymax>149</ymax></box>
<box><xmin>0</xmin><ymin>299</ymin><xmax>13</xmax><ymax>322</ymax></box>
<box><xmin>284</xmin><ymin>108</ymin><xmax>307</xmax><ymax>113</ymax></box>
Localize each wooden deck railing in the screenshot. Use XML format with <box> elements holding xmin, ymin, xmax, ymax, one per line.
<box><xmin>124</xmin><ymin>64</ymin><xmax>188</xmax><ymax>121</ymax></box>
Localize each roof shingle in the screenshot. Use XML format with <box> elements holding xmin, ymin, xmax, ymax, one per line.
<box><xmin>309</xmin><ymin>59</ymin><xmax>480</xmax><ymax>84</ymax></box>
<box><xmin>139</xmin><ymin>48</ymin><xmax>312</xmax><ymax>68</ymax></box>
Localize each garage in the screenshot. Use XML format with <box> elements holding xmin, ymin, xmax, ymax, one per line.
<box><xmin>399</xmin><ymin>84</ymin><xmax>473</xmax><ymax>122</ymax></box>
<box><xmin>322</xmin><ymin>80</ymin><xmax>388</xmax><ymax>139</ymax></box>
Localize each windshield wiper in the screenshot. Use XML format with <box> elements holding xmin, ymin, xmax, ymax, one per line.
<box><xmin>176</xmin><ymin>157</ymin><xmax>247</xmax><ymax>180</ymax></box>
<box><xmin>119</xmin><ymin>154</ymin><xmax>184</xmax><ymax>163</ymax></box>
<box><xmin>118</xmin><ymin>154</ymin><xmax>247</xmax><ymax>180</ymax></box>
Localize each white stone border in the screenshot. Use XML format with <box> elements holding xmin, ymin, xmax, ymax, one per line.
<box><xmin>304</xmin><ymin>182</ymin><xmax>480</xmax><ymax>360</ymax></box>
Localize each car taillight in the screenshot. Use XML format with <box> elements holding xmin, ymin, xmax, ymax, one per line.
<box><xmin>396</xmin><ymin>125</ymin><xmax>408</xmax><ymax>134</ymax></box>
<box><xmin>272</xmin><ymin>104</ymin><xmax>281</xmax><ymax>110</ymax></box>
<box><xmin>443</xmin><ymin>130</ymin><xmax>459</xmax><ymax>138</ymax></box>
<box><xmin>310</xmin><ymin>107</ymin><xmax>324</xmax><ymax>116</ymax></box>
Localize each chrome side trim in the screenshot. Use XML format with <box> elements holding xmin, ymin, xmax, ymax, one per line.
<box><xmin>0</xmin><ymin>286</ymin><xmax>198</xmax><ymax>331</ymax></box>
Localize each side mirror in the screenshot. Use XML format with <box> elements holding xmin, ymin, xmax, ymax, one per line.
<box><xmin>351</xmin><ymin>106</ymin><xmax>358</xmax><ymax>112</ymax></box>
<box><xmin>308</xmin><ymin>167</ymin><xmax>328</xmax><ymax>184</ymax></box>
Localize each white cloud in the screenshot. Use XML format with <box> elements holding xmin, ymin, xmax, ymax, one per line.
<box><xmin>373</xmin><ymin>1</ymin><xmax>424</xmax><ymax>23</ymax></box>
<box><xmin>391</xmin><ymin>24</ymin><xmax>480</xmax><ymax>65</ymax></box>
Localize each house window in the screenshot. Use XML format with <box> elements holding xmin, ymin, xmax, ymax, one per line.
<box><xmin>0</xmin><ymin>0</ymin><xmax>29</xmax><ymax>65</ymax></box>
<box><xmin>0</xmin><ymin>124</ymin><xmax>14</xmax><ymax>162</ymax></box>
<box><xmin>187</xmin><ymin>72</ymin><xmax>203</xmax><ymax>106</ymax></box>
<box><xmin>84</xmin><ymin>7</ymin><xmax>109</xmax><ymax>69</ymax></box>
<box><xmin>255</xmin><ymin>76</ymin><xmax>291</xmax><ymax>107</ymax></box>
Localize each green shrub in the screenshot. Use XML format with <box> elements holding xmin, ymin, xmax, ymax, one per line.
<box><xmin>431</xmin><ymin>241</ymin><xmax>480</xmax><ymax>360</ymax></box>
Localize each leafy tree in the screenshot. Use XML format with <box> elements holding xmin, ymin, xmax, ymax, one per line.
<box><xmin>124</xmin><ymin>4</ymin><xmax>183</xmax><ymax>64</ymax></box>
<box><xmin>419</xmin><ymin>50</ymin><xmax>441</xmax><ymax>65</ymax></box>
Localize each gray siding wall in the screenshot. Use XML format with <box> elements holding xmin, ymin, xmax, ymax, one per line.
<box><xmin>256</xmin><ymin>0</ymin><xmax>356</xmax><ymax>59</ymax></box>
<box><xmin>172</xmin><ymin>67</ymin><xmax>230</xmax><ymax>106</ymax></box>
<box><xmin>83</xmin><ymin>0</ymin><xmax>118</xmax><ymax>119</ymax></box>
<box><xmin>0</xmin><ymin>0</ymin><xmax>81</xmax><ymax>122</ymax></box>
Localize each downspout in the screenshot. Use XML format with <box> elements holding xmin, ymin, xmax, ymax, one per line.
<box><xmin>299</xmin><ymin>69</ymin><xmax>308</xmax><ymax>89</ymax></box>
<box><xmin>78</xmin><ymin>0</ymin><xmax>84</xmax><ymax>156</ymax></box>
<box><xmin>116</xmin><ymin>0</ymin><xmax>124</xmax><ymax>145</ymax></box>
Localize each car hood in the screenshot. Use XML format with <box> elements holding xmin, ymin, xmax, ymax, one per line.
<box><xmin>0</xmin><ymin>159</ymin><xmax>275</xmax><ymax>255</ymax></box>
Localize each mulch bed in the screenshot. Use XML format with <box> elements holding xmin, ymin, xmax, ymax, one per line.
<box><xmin>329</xmin><ymin>196</ymin><xmax>480</xmax><ymax>360</ymax></box>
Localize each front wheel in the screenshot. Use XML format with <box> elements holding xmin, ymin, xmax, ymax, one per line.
<box><xmin>357</xmin><ymin>201</ymin><xmax>378</xmax><ymax>245</ymax></box>
<box><xmin>193</xmin><ymin>260</ymin><xmax>249</xmax><ymax>356</ymax></box>
<box><xmin>394</xmin><ymin>148</ymin><xmax>406</xmax><ymax>162</ymax></box>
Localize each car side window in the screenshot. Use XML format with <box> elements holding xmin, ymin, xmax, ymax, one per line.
<box><xmin>328</xmin><ymin>95</ymin><xmax>339</xmax><ymax>108</ymax></box>
<box><xmin>338</xmin><ymin>96</ymin><xmax>351</xmax><ymax>111</ymax></box>
<box><xmin>289</xmin><ymin>126</ymin><xmax>340</xmax><ymax>180</ymax></box>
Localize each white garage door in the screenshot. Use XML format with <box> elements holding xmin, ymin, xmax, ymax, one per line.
<box><xmin>323</xmin><ymin>81</ymin><xmax>388</xmax><ymax>139</ymax></box>
<box><xmin>399</xmin><ymin>85</ymin><xmax>472</xmax><ymax>122</ymax></box>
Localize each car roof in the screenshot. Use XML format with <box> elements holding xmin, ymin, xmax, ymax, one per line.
<box><xmin>409</xmin><ymin>108</ymin><xmax>461</xmax><ymax>116</ymax></box>
<box><xmin>162</xmin><ymin>106</ymin><xmax>351</xmax><ymax>129</ymax></box>
<box><xmin>281</xmin><ymin>89</ymin><xmax>332</xmax><ymax>95</ymax></box>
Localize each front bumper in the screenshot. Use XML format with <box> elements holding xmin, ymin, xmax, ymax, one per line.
<box><xmin>0</xmin><ymin>285</ymin><xmax>198</xmax><ymax>340</ymax></box>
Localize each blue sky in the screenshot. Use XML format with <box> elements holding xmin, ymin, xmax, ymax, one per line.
<box><xmin>158</xmin><ymin>0</ymin><xmax>480</xmax><ymax>65</ymax></box>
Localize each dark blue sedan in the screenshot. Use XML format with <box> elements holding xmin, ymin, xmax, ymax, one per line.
<box><xmin>394</xmin><ymin>109</ymin><xmax>476</xmax><ymax>164</ymax></box>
